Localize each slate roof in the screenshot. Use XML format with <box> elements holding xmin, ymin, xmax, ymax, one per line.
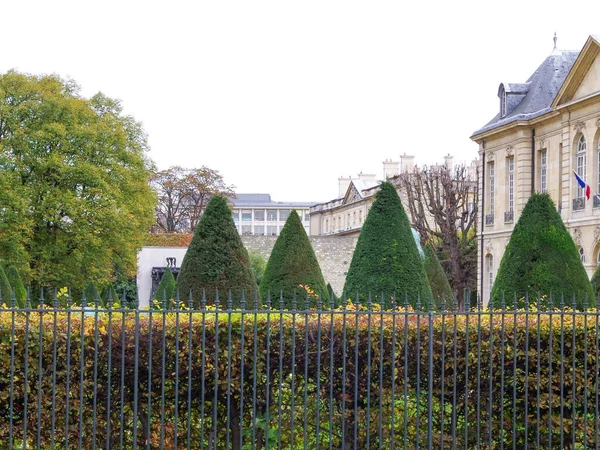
<box><xmin>472</xmin><ymin>50</ymin><xmax>580</xmax><ymax>137</ymax></box>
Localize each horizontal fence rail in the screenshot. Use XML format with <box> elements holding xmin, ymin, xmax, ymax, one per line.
<box><xmin>0</xmin><ymin>292</ymin><xmax>599</xmax><ymax>449</ymax></box>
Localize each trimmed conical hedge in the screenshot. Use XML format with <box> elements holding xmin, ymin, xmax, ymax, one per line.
<box><xmin>343</xmin><ymin>181</ymin><xmax>432</xmax><ymax>307</ymax></box>
<box><xmin>592</xmin><ymin>265</ymin><xmax>600</xmax><ymax>300</ymax></box>
<box><xmin>3</xmin><ymin>266</ymin><xmax>27</xmax><ymax>308</ymax></box>
<box><xmin>260</xmin><ymin>210</ymin><xmax>329</xmax><ymax>307</ymax></box>
<box><xmin>0</xmin><ymin>266</ymin><xmax>13</xmax><ymax>305</ymax></box>
<box><xmin>424</xmin><ymin>243</ymin><xmax>454</xmax><ymax>306</ymax></box>
<box><xmin>154</xmin><ymin>267</ymin><xmax>177</xmax><ymax>304</ymax></box>
<box><xmin>177</xmin><ymin>195</ymin><xmax>257</xmax><ymax>305</ymax></box>
<box><xmin>491</xmin><ymin>193</ymin><xmax>593</xmax><ymax>309</ymax></box>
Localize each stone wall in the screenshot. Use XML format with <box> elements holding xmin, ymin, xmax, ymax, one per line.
<box><xmin>241</xmin><ymin>235</ymin><xmax>358</xmax><ymax>297</ymax></box>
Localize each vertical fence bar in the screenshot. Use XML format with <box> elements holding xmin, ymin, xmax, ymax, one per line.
<box><xmin>390</xmin><ymin>295</ymin><xmax>397</xmax><ymax>450</ymax></box>
<box><xmin>572</xmin><ymin>295</ymin><xmax>577</xmax><ymax>450</ymax></box>
<box><xmin>365</xmin><ymin>294</ymin><xmax>373</xmax><ymax>450</ymax></box>
<box><xmin>132</xmin><ymin>292</ymin><xmax>141</xmax><ymax>449</ymax></box>
<box><xmin>440</xmin><ymin>297</ymin><xmax>447</xmax><ymax>450</ymax></box>
<box><xmin>536</xmin><ymin>295</ymin><xmax>542</xmax><ymax>449</ymax></box>
<box><xmin>22</xmin><ymin>290</ymin><xmax>31</xmax><ymax>450</ymax></box>
<box><xmin>186</xmin><ymin>291</ymin><xmax>193</xmax><ymax>450</ymax></box>
<box><xmin>378</xmin><ymin>294</ymin><xmax>385</xmax><ymax>450</ymax></box>
<box><xmin>476</xmin><ymin>296</ymin><xmax>482</xmax><ymax>450</ymax></box>
<box><xmin>251</xmin><ymin>292</ymin><xmax>259</xmax><ymax>450</ymax></box>
<box><xmin>238</xmin><ymin>291</ymin><xmax>246</xmax><ymax>450</ymax></box>
<box><xmin>500</xmin><ymin>294</ymin><xmax>506</xmax><ymax>450</ymax></box>
<box><xmin>264</xmin><ymin>292</ymin><xmax>272</xmax><ymax>450</ymax></box>
<box><xmin>560</xmin><ymin>294</ymin><xmax>565</xmax><ymax>449</ymax></box>
<box><xmin>415</xmin><ymin>295</ymin><xmax>421</xmax><ymax>450</ymax></box>
<box><xmin>427</xmin><ymin>297</ymin><xmax>433</xmax><ymax>450</ymax></box>
<box><xmin>36</xmin><ymin>291</ymin><xmax>44</xmax><ymax>449</ymax></box>
<box><xmin>583</xmin><ymin>296</ymin><xmax>589</xmax><ymax>449</ymax></box>
<box><xmin>464</xmin><ymin>296</ymin><xmax>470</xmax><ymax>449</ymax></box>
<box><xmin>315</xmin><ymin>294</ymin><xmax>323</xmax><ymax>450</ymax></box>
<box><xmin>594</xmin><ymin>295</ymin><xmax>600</xmax><ymax>450</ymax></box>
<box><xmin>80</xmin><ymin>293</ymin><xmax>88</xmax><ymax>450</ymax></box>
<box><xmin>403</xmin><ymin>294</ymin><xmax>409</xmax><ymax>450</ymax></box>
<box><xmin>119</xmin><ymin>293</ymin><xmax>127</xmax><ymax>450</ymax></box>
<box><xmin>51</xmin><ymin>291</ymin><xmax>58</xmax><ymax>449</ymax></box>
<box><xmin>304</xmin><ymin>292</ymin><xmax>310</xmax><ymax>450</ymax></box>
<box><xmin>145</xmin><ymin>292</ymin><xmax>153</xmax><ymax>450</ymax></box>
<box><xmin>226</xmin><ymin>292</ymin><xmax>233</xmax><ymax>450</ymax></box>
<box><xmin>547</xmin><ymin>294</ymin><xmax>554</xmax><ymax>449</ymax></box>
<box><xmin>8</xmin><ymin>290</ymin><xmax>16</xmax><ymax>450</ymax></box>
<box><xmin>213</xmin><ymin>291</ymin><xmax>220</xmax><ymax>450</ymax></box>
<box><xmin>340</xmin><ymin>294</ymin><xmax>348</xmax><ymax>449</ymax></box>
<box><xmin>159</xmin><ymin>293</ymin><xmax>167</xmax><ymax>450</ymax></box>
<box><xmin>92</xmin><ymin>294</ymin><xmax>100</xmax><ymax>449</ymax></box>
<box><xmin>524</xmin><ymin>294</ymin><xmax>530</xmax><ymax>450</ymax></box>
<box><xmin>105</xmin><ymin>292</ymin><xmax>113</xmax><ymax>450</ymax></box>
<box><xmin>290</xmin><ymin>292</ymin><xmax>297</xmax><ymax>449</ymax></box>
<box><xmin>488</xmin><ymin>296</ymin><xmax>495</xmax><ymax>450</ymax></box>
<box><xmin>329</xmin><ymin>294</ymin><xmax>336</xmax><ymax>450</ymax></box>
<box><xmin>201</xmin><ymin>291</ymin><xmax>208</xmax><ymax>450</ymax></box>
<box><xmin>512</xmin><ymin>294</ymin><xmax>518</xmax><ymax>450</ymax></box>
<box><xmin>452</xmin><ymin>296</ymin><xmax>458</xmax><ymax>449</ymax></box>
<box><xmin>354</xmin><ymin>293</ymin><xmax>361</xmax><ymax>450</ymax></box>
<box><xmin>278</xmin><ymin>294</ymin><xmax>284</xmax><ymax>450</ymax></box>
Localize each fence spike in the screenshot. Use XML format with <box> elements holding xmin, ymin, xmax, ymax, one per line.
<box><xmin>501</xmin><ymin>291</ymin><xmax>506</xmax><ymax>311</ymax></box>
<box><xmin>279</xmin><ymin>291</ymin><xmax>284</xmax><ymax>312</ymax></box>
<box><xmin>202</xmin><ymin>289</ymin><xmax>207</xmax><ymax>309</ymax></box>
<box><xmin>240</xmin><ymin>290</ymin><xmax>246</xmax><ymax>310</ymax></box>
<box><xmin>228</xmin><ymin>290</ymin><xmax>233</xmax><ymax>311</ymax></box>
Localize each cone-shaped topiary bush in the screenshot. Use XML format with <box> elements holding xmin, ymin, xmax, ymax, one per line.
<box><xmin>260</xmin><ymin>210</ymin><xmax>329</xmax><ymax>307</ymax></box>
<box><xmin>492</xmin><ymin>193</ymin><xmax>593</xmax><ymax>309</ymax></box>
<box><xmin>3</xmin><ymin>266</ymin><xmax>27</xmax><ymax>308</ymax></box>
<box><xmin>343</xmin><ymin>181</ymin><xmax>432</xmax><ymax>308</ymax></box>
<box><xmin>101</xmin><ymin>285</ymin><xmax>119</xmax><ymax>305</ymax></box>
<box><xmin>153</xmin><ymin>267</ymin><xmax>177</xmax><ymax>304</ymax></box>
<box><xmin>0</xmin><ymin>266</ymin><xmax>13</xmax><ymax>305</ymax></box>
<box><xmin>424</xmin><ymin>243</ymin><xmax>454</xmax><ymax>306</ymax></box>
<box><xmin>592</xmin><ymin>265</ymin><xmax>600</xmax><ymax>299</ymax></box>
<box><xmin>177</xmin><ymin>195</ymin><xmax>257</xmax><ymax>305</ymax></box>
<box><xmin>84</xmin><ymin>283</ymin><xmax>99</xmax><ymax>304</ymax></box>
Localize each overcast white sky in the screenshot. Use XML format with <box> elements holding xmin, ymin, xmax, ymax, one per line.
<box><xmin>2</xmin><ymin>1</ymin><xmax>600</xmax><ymax>201</ymax></box>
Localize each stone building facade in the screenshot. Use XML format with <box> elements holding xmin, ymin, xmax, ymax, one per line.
<box><xmin>471</xmin><ymin>35</ymin><xmax>600</xmax><ymax>303</ymax></box>
<box><xmin>309</xmin><ymin>154</ymin><xmax>461</xmax><ymax>237</ymax></box>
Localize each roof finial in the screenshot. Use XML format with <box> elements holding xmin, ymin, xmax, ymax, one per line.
<box><xmin>553</xmin><ymin>32</ymin><xmax>557</xmax><ymax>51</ymax></box>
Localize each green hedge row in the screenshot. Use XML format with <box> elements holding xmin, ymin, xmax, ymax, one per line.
<box><xmin>0</xmin><ymin>309</ymin><xmax>599</xmax><ymax>449</ymax></box>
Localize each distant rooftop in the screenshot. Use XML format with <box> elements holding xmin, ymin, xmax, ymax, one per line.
<box><xmin>230</xmin><ymin>193</ymin><xmax>316</xmax><ymax>208</ymax></box>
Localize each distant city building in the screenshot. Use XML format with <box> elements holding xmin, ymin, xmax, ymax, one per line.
<box><xmin>231</xmin><ymin>193</ymin><xmax>314</xmax><ymax>236</ymax></box>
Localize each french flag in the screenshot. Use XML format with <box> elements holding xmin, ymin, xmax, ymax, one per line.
<box><xmin>574</xmin><ymin>171</ymin><xmax>591</xmax><ymax>200</ymax></box>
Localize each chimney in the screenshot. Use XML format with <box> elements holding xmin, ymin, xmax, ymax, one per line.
<box><xmin>338</xmin><ymin>175</ymin><xmax>353</xmax><ymax>198</ymax></box>
<box><xmin>444</xmin><ymin>154</ymin><xmax>454</xmax><ymax>173</ymax></box>
<box><xmin>358</xmin><ymin>171</ymin><xmax>376</xmax><ymax>182</ymax></box>
<box><xmin>383</xmin><ymin>159</ymin><xmax>400</xmax><ymax>179</ymax></box>
<box><xmin>400</xmin><ymin>153</ymin><xmax>416</xmax><ymax>173</ymax></box>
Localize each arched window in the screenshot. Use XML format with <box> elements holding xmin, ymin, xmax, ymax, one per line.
<box><xmin>579</xmin><ymin>247</ymin><xmax>585</xmax><ymax>263</ymax></box>
<box><xmin>576</xmin><ymin>135</ymin><xmax>587</xmax><ymax>199</ymax></box>
<box><xmin>596</xmin><ymin>247</ymin><xmax>600</xmax><ymax>265</ymax></box>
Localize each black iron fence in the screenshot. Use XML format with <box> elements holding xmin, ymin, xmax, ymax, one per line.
<box><xmin>1</xmin><ymin>292</ymin><xmax>600</xmax><ymax>449</ymax></box>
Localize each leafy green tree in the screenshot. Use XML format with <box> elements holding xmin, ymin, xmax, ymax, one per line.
<box><xmin>177</xmin><ymin>195</ymin><xmax>257</xmax><ymax>305</ymax></box>
<box><xmin>492</xmin><ymin>193</ymin><xmax>593</xmax><ymax>309</ymax></box>
<box><xmin>0</xmin><ymin>70</ymin><xmax>156</xmax><ymax>291</ymax></box>
<box><xmin>153</xmin><ymin>267</ymin><xmax>177</xmax><ymax>303</ymax></box>
<box><xmin>424</xmin><ymin>243</ymin><xmax>454</xmax><ymax>306</ymax></box>
<box><xmin>249</xmin><ymin>252</ymin><xmax>267</xmax><ymax>287</ymax></box>
<box><xmin>260</xmin><ymin>210</ymin><xmax>329</xmax><ymax>307</ymax></box>
<box><xmin>343</xmin><ymin>181</ymin><xmax>432</xmax><ymax>308</ymax></box>
<box><xmin>0</xmin><ymin>266</ymin><xmax>12</xmax><ymax>305</ymax></box>
<box><xmin>3</xmin><ymin>266</ymin><xmax>27</xmax><ymax>307</ymax></box>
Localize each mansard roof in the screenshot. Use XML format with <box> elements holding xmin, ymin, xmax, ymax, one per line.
<box><xmin>472</xmin><ymin>49</ymin><xmax>579</xmax><ymax>137</ymax></box>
